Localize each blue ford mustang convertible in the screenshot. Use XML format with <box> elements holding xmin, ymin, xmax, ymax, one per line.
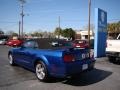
<box><xmin>8</xmin><ymin>40</ymin><xmax>95</xmax><ymax>81</ymax></box>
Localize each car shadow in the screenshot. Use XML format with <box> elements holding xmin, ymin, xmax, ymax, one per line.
<box><xmin>47</xmin><ymin>68</ymin><xmax>112</xmax><ymax>86</ymax></box>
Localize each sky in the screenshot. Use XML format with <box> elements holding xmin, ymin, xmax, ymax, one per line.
<box><xmin>0</xmin><ymin>0</ymin><xmax>120</xmax><ymax>33</ymax></box>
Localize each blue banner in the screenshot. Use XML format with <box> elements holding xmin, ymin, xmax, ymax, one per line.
<box><xmin>94</xmin><ymin>8</ymin><xmax>107</xmax><ymax>58</ymax></box>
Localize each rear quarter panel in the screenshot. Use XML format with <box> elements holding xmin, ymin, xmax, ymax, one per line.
<box><xmin>31</xmin><ymin>49</ymin><xmax>67</xmax><ymax>77</ymax></box>
<box><xmin>63</xmin><ymin>49</ymin><xmax>95</xmax><ymax>75</ymax></box>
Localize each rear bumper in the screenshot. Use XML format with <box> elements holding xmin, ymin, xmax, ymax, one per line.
<box><xmin>65</xmin><ymin>59</ymin><xmax>95</xmax><ymax>76</ymax></box>
<box><xmin>106</xmin><ymin>51</ymin><xmax>120</xmax><ymax>58</ymax></box>
<box><xmin>49</xmin><ymin>58</ymin><xmax>95</xmax><ymax>78</ymax></box>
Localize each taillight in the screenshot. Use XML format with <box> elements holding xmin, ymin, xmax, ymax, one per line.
<box><xmin>63</xmin><ymin>54</ymin><xmax>75</xmax><ymax>62</ymax></box>
<box><xmin>90</xmin><ymin>50</ymin><xmax>94</xmax><ymax>58</ymax></box>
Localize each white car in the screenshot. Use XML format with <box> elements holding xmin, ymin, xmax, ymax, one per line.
<box><xmin>0</xmin><ymin>39</ymin><xmax>7</xmax><ymax>45</ymax></box>
<box><xmin>51</xmin><ymin>41</ymin><xmax>59</xmax><ymax>47</ymax></box>
<box><xmin>106</xmin><ymin>34</ymin><xmax>120</xmax><ymax>62</ymax></box>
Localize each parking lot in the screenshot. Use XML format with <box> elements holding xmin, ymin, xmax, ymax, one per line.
<box><xmin>0</xmin><ymin>45</ymin><xmax>120</xmax><ymax>90</ymax></box>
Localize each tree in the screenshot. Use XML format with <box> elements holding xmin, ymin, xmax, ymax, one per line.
<box><xmin>48</xmin><ymin>32</ymin><xmax>55</xmax><ymax>38</ymax></box>
<box><xmin>62</xmin><ymin>28</ymin><xmax>76</xmax><ymax>40</ymax></box>
<box><xmin>0</xmin><ymin>28</ymin><xmax>4</xmax><ymax>35</ymax></box>
<box><xmin>6</xmin><ymin>30</ymin><xmax>15</xmax><ymax>36</ymax></box>
<box><xmin>107</xmin><ymin>21</ymin><xmax>120</xmax><ymax>37</ymax></box>
<box><xmin>54</xmin><ymin>27</ymin><xmax>62</xmax><ymax>38</ymax></box>
<box><xmin>12</xmin><ymin>33</ymin><xmax>18</xmax><ymax>36</ymax></box>
<box><xmin>31</xmin><ymin>31</ymin><xmax>43</xmax><ymax>38</ymax></box>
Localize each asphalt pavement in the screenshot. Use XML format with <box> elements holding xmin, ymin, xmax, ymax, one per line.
<box><xmin>0</xmin><ymin>45</ymin><xmax>120</xmax><ymax>90</ymax></box>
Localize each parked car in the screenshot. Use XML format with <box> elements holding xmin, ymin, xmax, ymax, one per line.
<box><xmin>90</xmin><ymin>39</ymin><xmax>94</xmax><ymax>49</ymax></box>
<box><xmin>51</xmin><ymin>40</ymin><xmax>72</xmax><ymax>47</ymax></box>
<box><xmin>6</xmin><ymin>39</ymin><xmax>23</xmax><ymax>47</ymax></box>
<box><xmin>106</xmin><ymin>34</ymin><xmax>120</xmax><ymax>62</ymax></box>
<box><xmin>0</xmin><ymin>39</ymin><xmax>8</xmax><ymax>45</ymax></box>
<box><xmin>51</xmin><ymin>41</ymin><xmax>59</xmax><ymax>47</ymax></box>
<box><xmin>72</xmin><ymin>40</ymin><xmax>89</xmax><ymax>48</ymax></box>
<box><xmin>8</xmin><ymin>40</ymin><xmax>95</xmax><ymax>82</ymax></box>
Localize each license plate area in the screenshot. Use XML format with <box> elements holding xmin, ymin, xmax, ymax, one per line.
<box><xmin>75</xmin><ymin>53</ymin><xmax>89</xmax><ymax>60</ymax></box>
<box><xmin>82</xmin><ymin>64</ymin><xmax>88</xmax><ymax>70</ymax></box>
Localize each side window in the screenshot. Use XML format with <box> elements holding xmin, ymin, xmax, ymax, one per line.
<box><xmin>34</xmin><ymin>42</ymin><xmax>39</xmax><ymax>48</ymax></box>
<box><xmin>23</xmin><ymin>41</ymin><xmax>38</xmax><ymax>48</ymax></box>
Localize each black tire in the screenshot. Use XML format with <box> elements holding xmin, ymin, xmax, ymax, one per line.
<box><xmin>35</xmin><ymin>61</ymin><xmax>49</xmax><ymax>82</ymax></box>
<box><xmin>8</xmin><ymin>54</ymin><xmax>15</xmax><ymax>65</ymax></box>
<box><xmin>108</xmin><ymin>56</ymin><xmax>115</xmax><ymax>62</ymax></box>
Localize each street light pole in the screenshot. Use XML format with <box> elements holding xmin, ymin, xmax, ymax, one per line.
<box><xmin>58</xmin><ymin>16</ymin><xmax>61</xmax><ymax>39</ymax></box>
<box><xmin>59</xmin><ymin>16</ymin><xmax>60</xmax><ymax>30</ymax></box>
<box><xmin>21</xmin><ymin>4</ymin><xmax>24</xmax><ymax>38</ymax></box>
<box><xmin>19</xmin><ymin>0</ymin><xmax>26</xmax><ymax>38</ymax></box>
<box><xmin>19</xmin><ymin>21</ymin><xmax>21</xmax><ymax>38</ymax></box>
<box><xmin>88</xmin><ymin>0</ymin><xmax>91</xmax><ymax>56</ymax></box>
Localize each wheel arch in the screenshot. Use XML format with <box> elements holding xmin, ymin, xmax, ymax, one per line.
<box><xmin>8</xmin><ymin>51</ymin><xmax>12</xmax><ymax>55</ymax></box>
<box><xmin>8</xmin><ymin>51</ymin><xmax>12</xmax><ymax>58</ymax></box>
<box><xmin>33</xmin><ymin>56</ymin><xmax>50</xmax><ymax>73</ymax></box>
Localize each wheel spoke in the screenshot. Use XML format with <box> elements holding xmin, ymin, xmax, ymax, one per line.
<box><xmin>41</xmin><ymin>71</ymin><xmax>45</xmax><ymax>78</ymax></box>
<box><xmin>36</xmin><ymin>63</ymin><xmax>46</xmax><ymax>80</ymax></box>
<box><xmin>9</xmin><ymin>55</ymin><xmax>13</xmax><ymax>64</ymax></box>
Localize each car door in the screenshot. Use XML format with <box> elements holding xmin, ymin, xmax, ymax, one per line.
<box><xmin>16</xmin><ymin>41</ymin><xmax>38</xmax><ymax>69</ymax></box>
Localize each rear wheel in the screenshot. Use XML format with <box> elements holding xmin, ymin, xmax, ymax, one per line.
<box><xmin>35</xmin><ymin>61</ymin><xmax>49</xmax><ymax>81</ymax></box>
<box><xmin>108</xmin><ymin>56</ymin><xmax>120</xmax><ymax>64</ymax></box>
<box><xmin>108</xmin><ymin>56</ymin><xmax>115</xmax><ymax>62</ymax></box>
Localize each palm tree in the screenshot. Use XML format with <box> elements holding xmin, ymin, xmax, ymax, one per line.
<box><xmin>54</xmin><ymin>27</ymin><xmax>62</xmax><ymax>38</ymax></box>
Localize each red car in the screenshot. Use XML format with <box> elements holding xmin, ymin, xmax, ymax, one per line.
<box><xmin>6</xmin><ymin>39</ymin><xmax>23</xmax><ymax>47</ymax></box>
<box><xmin>72</xmin><ymin>40</ymin><xmax>89</xmax><ymax>48</ymax></box>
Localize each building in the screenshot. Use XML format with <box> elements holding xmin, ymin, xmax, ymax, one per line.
<box><xmin>75</xmin><ymin>30</ymin><xmax>94</xmax><ymax>40</ymax></box>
